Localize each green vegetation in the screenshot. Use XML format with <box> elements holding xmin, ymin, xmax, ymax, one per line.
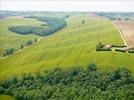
<box><xmin>9</xmin><ymin>26</ymin><xmax>36</xmax><ymax>34</ymax></box>
<box><xmin>0</xmin><ymin>17</ymin><xmax>42</xmax><ymax>56</ymax></box>
<box><xmin>1</xmin><ymin>15</ymin><xmax>134</xmax><ymax>81</ymax></box>
<box><xmin>3</xmin><ymin>48</ymin><xmax>14</xmax><ymax>57</ymax></box>
<box><xmin>9</xmin><ymin>17</ymin><xmax>67</xmax><ymax>36</ymax></box>
<box><xmin>115</xmin><ymin>49</ymin><xmax>126</xmax><ymax>53</ymax></box>
<box><xmin>96</xmin><ymin>42</ymin><xmax>105</xmax><ymax>51</ymax></box>
<box><xmin>96</xmin><ymin>12</ymin><xmax>134</xmax><ymax>20</ymax></box>
<box><xmin>2</xmin><ymin>39</ymin><xmax>39</xmax><ymax>57</ymax></box>
<box><xmin>128</xmin><ymin>48</ymin><xmax>134</xmax><ymax>53</ymax></box>
<box><xmin>0</xmin><ymin>65</ymin><xmax>134</xmax><ymax>100</ymax></box>
<box><xmin>0</xmin><ymin>10</ymin><xmax>27</xmax><ymax>19</ymax></box>
<box><xmin>0</xmin><ymin>94</ymin><xmax>16</xmax><ymax>100</ymax></box>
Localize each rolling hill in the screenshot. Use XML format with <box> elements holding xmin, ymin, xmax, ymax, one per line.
<box><xmin>0</xmin><ymin>17</ymin><xmax>43</xmax><ymax>56</ymax></box>
<box><xmin>0</xmin><ymin>15</ymin><xmax>134</xmax><ymax>81</ymax></box>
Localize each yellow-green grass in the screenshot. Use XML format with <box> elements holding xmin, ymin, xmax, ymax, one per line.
<box><xmin>0</xmin><ymin>95</ymin><xmax>16</xmax><ymax>100</ymax></box>
<box><xmin>0</xmin><ymin>16</ymin><xmax>42</xmax><ymax>56</ymax></box>
<box><xmin>0</xmin><ymin>15</ymin><xmax>134</xmax><ymax>81</ymax></box>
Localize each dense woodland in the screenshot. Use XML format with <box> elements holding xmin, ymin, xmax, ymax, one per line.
<box><xmin>0</xmin><ymin>64</ymin><xmax>134</xmax><ymax>100</ymax></box>
<box><xmin>0</xmin><ymin>11</ymin><xmax>33</xmax><ymax>19</ymax></box>
<box><xmin>9</xmin><ymin>17</ymin><xmax>67</xmax><ymax>36</ymax></box>
<box><xmin>96</xmin><ymin>12</ymin><xmax>134</xmax><ymax>20</ymax></box>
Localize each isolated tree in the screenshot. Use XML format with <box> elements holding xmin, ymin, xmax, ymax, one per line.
<box><xmin>34</xmin><ymin>38</ymin><xmax>38</xmax><ymax>42</ymax></box>
<box><xmin>20</xmin><ymin>44</ymin><xmax>24</xmax><ymax>49</ymax></box>
<box><xmin>82</xmin><ymin>20</ymin><xmax>85</xmax><ymax>24</ymax></box>
<box><xmin>65</xmin><ymin>15</ymin><xmax>69</xmax><ymax>18</ymax></box>
<box><xmin>26</xmin><ymin>40</ymin><xmax>33</xmax><ymax>46</ymax></box>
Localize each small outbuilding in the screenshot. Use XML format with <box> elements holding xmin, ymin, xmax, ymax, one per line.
<box><xmin>103</xmin><ymin>44</ymin><xmax>112</xmax><ymax>49</ymax></box>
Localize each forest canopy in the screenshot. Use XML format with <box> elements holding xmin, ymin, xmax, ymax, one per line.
<box><xmin>0</xmin><ymin>64</ymin><xmax>134</xmax><ymax>100</ymax></box>
<box><xmin>9</xmin><ymin>17</ymin><xmax>67</xmax><ymax>36</ymax></box>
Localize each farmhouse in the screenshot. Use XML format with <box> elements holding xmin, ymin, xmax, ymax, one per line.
<box><xmin>103</xmin><ymin>44</ymin><xmax>112</xmax><ymax>49</ymax></box>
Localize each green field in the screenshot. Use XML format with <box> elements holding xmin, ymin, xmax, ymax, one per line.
<box><xmin>0</xmin><ymin>15</ymin><xmax>134</xmax><ymax>81</ymax></box>
<box><xmin>0</xmin><ymin>95</ymin><xmax>16</xmax><ymax>100</ymax></box>
<box><xmin>0</xmin><ymin>17</ymin><xmax>42</xmax><ymax>56</ymax></box>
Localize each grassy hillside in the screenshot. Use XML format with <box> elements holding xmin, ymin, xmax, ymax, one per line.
<box><xmin>0</xmin><ymin>15</ymin><xmax>134</xmax><ymax>81</ymax></box>
<box><xmin>0</xmin><ymin>17</ymin><xmax>42</xmax><ymax>56</ymax></box>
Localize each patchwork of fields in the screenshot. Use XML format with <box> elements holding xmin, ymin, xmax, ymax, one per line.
<box><xmin>0</xmin><ymin>15</ymin><xmax>134</xmax><ymax>81</ymax></box>
<box><xmin>114</xmin><ymin>21</ymin><xmax>134</xmax><ymax>47</ymax></box>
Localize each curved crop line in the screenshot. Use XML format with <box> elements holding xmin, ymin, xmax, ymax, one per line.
<box><xmin>37</xmin><ymin>44</ymin><xmax>49</xmax><ymax>61</ymax></box>
<box><xmin>74</xmin><ymin>45</ymin><xmax>86</xmax><ymax>65</ymax></box>
<box><xmin>57</xmin><ymin>46</ymin><xmax>74</xmax><ymax>66</ymax></box>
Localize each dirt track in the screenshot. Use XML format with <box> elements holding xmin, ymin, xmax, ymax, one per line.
<box><xmin>114</xmin><ymin>21</ymin><xmax>134</xmax><ymax>47</ymax></box>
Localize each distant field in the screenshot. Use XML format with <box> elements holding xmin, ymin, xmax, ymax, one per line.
<box><xmin>0</xmin><ymin>15</ymin><xmax>134</xmax><ymax>81</ymax></box>
<box><xmin>114</xmin><ymin>21</ymin><xmax>134</xmax><ymax>47</ymax></box>
<box><xmin>0</xmin><ymin>17</ymin><xmax>42</xmax><ymax>56</ymax></box>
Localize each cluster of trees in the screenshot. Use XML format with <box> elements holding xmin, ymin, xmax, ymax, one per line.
<box><xmin>0</xmin><ymin>64</ymin><xmax>134</xmax><ymax>100</ymax></box>
<box><xmin>20</xmin><ymin>38</ymin><xmax>38</xmax><ymax>49</ymax></box>
<box><xmin>36</xmin><ymin>17</ymin><xmax>67</xmax><ymax>35</ymax></box>
<box><xmin>3</xmin><ymin>48</ymin><xmax>14</xmax><ymax>57</ymax></box>
<box><xmin>9</xmin><ymin>17</ymin><xmax>67</xmax><ymax>36</ymax></box>
<box><xmin>9</xmin><ymin>26</ymin><xmax>35</xmax><ymax>34</ymax></box>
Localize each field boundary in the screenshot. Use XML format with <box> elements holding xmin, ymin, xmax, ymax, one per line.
<box><xmin>112</xmin><ymin>22</ymin><xmax>128</xmax><ymax>46</ymax></box>
<box><xmin>0</xmin><ymin>37</ymin><xmax>43</xmax><ymax>59</ymax></box>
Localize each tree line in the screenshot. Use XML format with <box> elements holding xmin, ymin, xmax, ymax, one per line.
<box><xmin>96</xmin><ymin>12</ymin><xmax>134</xmax><ymax>21</ymax></box>
<box><xmin>3</xmin><ymin>38</ymin><xmax>38</xmax><ymax>57</ymax></box>
<box><xmin>9</xmin><ymin>17</ymin><xmax>67</xmax><ymax>36</ymax></box>
<box><xmin>0</xmin><ymin>64</ymin><xmax>134</xmax><ymax>100</ymax></box>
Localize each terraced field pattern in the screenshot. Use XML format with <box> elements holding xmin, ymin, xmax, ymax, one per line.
<box><xmin>0</xmin><ymin>14</ymin><xmax>134</xmax><ymax>81</ymax></box>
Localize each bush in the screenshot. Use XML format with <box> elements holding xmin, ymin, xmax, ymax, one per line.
<box><xmin>82</xmin><ymin>20</ymin><xmax>85</xmax><ymax>24</ymax></box>
<box><xmin>26</xmin><ymin>40</ymin><xmax>33</xmax><ymax>46</ymax></box>
<box><xmin>100</xmin><ymin>48</ymin><xmax>112</xmax><ymax>51</ymax></box>
<box><xmin>34</xmin><ymin>38</ymin><xmax>38</xmax><ymax>42</ymax></box>
<box><xmin>112</xmin><ymin>45</ymin><xmax>127</xmax><ymax>48</ymax></box>
<box><xmin>128</xmin><ymin>51</ymin><xmax>134</xmax><ymax>53</ymax></box>
<box><xmin>115</xmin><ymin>49</ymin><xmax>126</xmax><ymax>53</ymax></box>
<box><xmin>128</xmin><ymin>48</ymin><xmax>134</xmax><ymax>53</ymax></box>
<box><xmin>20</xmin><ymin>44</ymin><xmax>25</xmax><ymax>49</ymax></box>
<box><xmin>88</xmin><ymin>63</ymin><xmax>97</xmax><ymax>71</ymax></box>
<box><xmin>96</xmin><ymin>42</ymin><xmax>104</xmax><ymax>51</ymax></box>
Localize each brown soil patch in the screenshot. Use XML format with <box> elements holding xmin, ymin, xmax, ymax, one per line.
<box><xmin>114</xmin><ymin>21</ymin><xmax>134</xmax><ymax>47</ymax></box>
